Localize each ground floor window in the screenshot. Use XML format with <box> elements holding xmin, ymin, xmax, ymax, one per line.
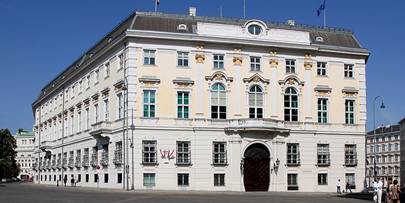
<box><xmin>177</xmin><ymin>173</ymin><xmax>189</xmax><ymax>186</ymax></box>
<box><xmin>94</xmin><ymin>174</ymin><xmax>98</xmax><ymax>183</ymax></box>
<box><xmin>78</xmin><ymin>174</ymin><xmax>81</xmax><ymax>182</ymax></box>
<box><xmin>54</xmin><ymin>175</ymin><xmax>56</xmax><ymax>181</ymax></box>
<box><xmin>117</xmin><ymin>173</ymin><xmax>122</xmax><ymax>184</ymax></box>
<box><xmin>85</xmin><ymin>174</ymin><xmax>89</xmax><ymax>183</ymax></box>
<box><xmin>318</xmin><ymin>173</ymin><xmax>328</xmax><ymax>185</ymax></box>
<box><xmin>345</xmin><ymin>173</ymin><xmax>355</xmax><ymax>189</ymax></box>
<box><xmin>59</xmin><ymin>175</ymin><xmax>61</xmax><ymax>181</ymax></box>
<box><xmin>143</xmin><ymin>173</ymin><xmax>155</xmax><ymax>187</ymax></box>
<box><xmin>104</xmin><ymin>174</ymin><xmax>108</xmax><ymax>183</ymax></box>
<box><xmin>287</xmin><ymin>174</ymin><xmax>298</xmax><ymax>190</ymax></box>
<box><xmin>214</xmin><ymin>174</ymin><xmax>225</xmax><ymax>186</ymax></box>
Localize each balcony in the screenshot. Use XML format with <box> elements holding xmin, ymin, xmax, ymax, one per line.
<box><xmin>82</xmin><ymin>156</ymin><xmax>89</xmax><ymax>167</ymax></box>
<box><xmin>226</xmin><ymin>118</ymin><xmax>289</xmax><ymax>136</ymax></box>
<box><xmin>100</xmin><ymin>151</ymin><xmax>109</xmax><ymax>166</ymax></box>
<box><xmin>89</xmin><ymin>121</ymin><xmax>113</xmax><ymax>138</ymax></box>
<box><xmin>68</xmin><ymin>157</ymin><xmax>74</xmax><ymax>168</ymax></box>
<box><xmin>75</xmin><ymin>157</ymin><xmax>81</xmax><ymax>168</ymax></box>
<box><xmin>113</xmin><ymin>150</ymin><xmax>123</xmax><ymax>165</ymax></box>
<box><xmin>90</xmin><ymin>154</ymin><xmax>98</xmax><ymax>167</ymax></box>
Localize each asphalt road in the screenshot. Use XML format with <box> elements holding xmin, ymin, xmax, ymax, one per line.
<box><xmin>0</xmin><ymin>182</ymin><xmax>369</xmax><ymax>203</ymax></box>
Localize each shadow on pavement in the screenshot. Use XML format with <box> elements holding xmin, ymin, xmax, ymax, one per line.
<box><xmin>338</xmin><ymin>192</ymin><xmax>373</xmax><ymax>201</ymax></box>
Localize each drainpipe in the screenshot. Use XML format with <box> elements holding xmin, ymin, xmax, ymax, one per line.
<box><xmin>61</xmin><ymin>86</ymin><xmax>65</xmax><ymax>184</ymax></box>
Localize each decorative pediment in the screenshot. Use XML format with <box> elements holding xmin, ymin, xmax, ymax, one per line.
<box><xmin>243</xmin><ymin>73</ymin><xmax>270</xmax><ymax>84</ymax></box>
<box><xmin>314</xmin><ymin>85</ymin><xmax>332</xmax><ymax>96</ymax></box>
<box><xmin>91</xmin><ymin>93</ymin><xmax>100</xmax><ymax>101</ymax></box>
<box><xmin>113</xmin><ymin>79</ymin><xmax>125</xmax><ymax>91</ymax></box>
<box><xmin>75</xmin><ymin>102</ymin><xmax>82</xmax><ymax>108</ymax></box>
<box><xmin>68</xmin><ymin>106</ymin><xmax>75</xmax><ymax>112</ymax></box>
<box><xmin>173</xmin><ymin>77</ymin><xmax>194</xmax><ymax>87</ymax></box>
<box><xmin>342</xmin><ymin>87</ymin><xmax>359</xmax><ymax>97</ymax></box>
<box><xmin>278</xmin><ymin>75</ymin><xmax>304</xmax><ymax>86</ymax></box>
<box><xmin>101</xmin><ymin>87</ymin><xmax>110</xmax><ymax>96</ymax></box>
<box><xmin>83</xmin><ymin>97</ymin><xmax>90</xmax><ymax>105</ymax></box>
<box><xmin>138</xmin><ymin>76</ymin><xmax>161</xmax><ymax>85</ymax></box>
<box><xmin>205</xmin><ymin>71</ymin><xmax>233</xmax><ymax>82</ymax></box>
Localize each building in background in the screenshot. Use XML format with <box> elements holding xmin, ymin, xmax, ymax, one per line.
<box><xmin>31</xmin><ymin>8</ymin><xmax>369</xmax><ymax>192</ymax></box>
<box><xmin>400</xmin><ymin>119</ymin><xmax>405</xmax><ymax>188</ymax></box>
<box><xmin>15</xmin><ymin>130</ymin><xmax>35</xmax><ymax>181</ymax></box>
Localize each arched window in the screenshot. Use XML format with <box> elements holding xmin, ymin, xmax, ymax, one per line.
<box><xmin>211</xmin><ymin>83</ymin><xmax>226</xmax><ymax>119</ymax></box>
<box><xmin>249</xmin><ymin>85</ymin><xmax>263</xmax><ymax>118</ymax></box>
<box><xmin>284</xmin><ymin>87</ymin><xmax>298</xmax><ymax>121</ymax></box>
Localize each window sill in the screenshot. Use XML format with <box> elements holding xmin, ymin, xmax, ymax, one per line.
<box><xmin>176</xmin><ymin>66</ymin><xmax>191</xmax><ymax>69</ymax></box>
<box><xmin>143</xmin><ymin>64</ymin><xmax>157</xmax><ymax>67</ymax></box>
<box><xmin>344</xmin><ymin>77</ymin><xmax>355</xmax><ymax>80</ymax></box>
<box><xmin>142</xmin><ymin>163</ymin><xmax>158</xmax><ymax>166</ymax></box>
<box><xmin>317</xmin><ymin>75</ymin><xmax>328</xmax><ymax>78</ymax></box>
<box><xmin>286</xmin><ymin>163</ymin><xmax>301</xmax><ymax>167</ymax></box>
<box><xmin>176</xmin><ymin>163</ymin><xmax>192</xmax><ymax>167</ymax></box>
<box><xmin>316</xmin><ymin>163</ymin><xmax>330</xmax><ymax>167</ymax></box>
<box><xmin>287</xmin><ymin>186</ymin><xmax>299</xmax><ymax>190</ymax></box>
<box><xmin>212</xmin><ymin>163</ymin><xmax>228</xmax><ymax>167</ymax></box>
<box><xmin>344</xmin><ymin>164</ymin><xmax>357</xmax><ymax>167</ymax></box>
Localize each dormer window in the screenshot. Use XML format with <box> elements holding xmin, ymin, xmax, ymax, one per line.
<box><xmin>177</xmin><ymin>24</ymin><xmax>188</xmax><ymax>31</ymax></box>
<box><xmin>315</xmin><ymin>36</ymin><xmax>324</xmax><ymax>42</ymax></box>
<box><xmin>247</xmin><ymin>24</ymin><xmax>262</xmax><ymax>35</ymax></box>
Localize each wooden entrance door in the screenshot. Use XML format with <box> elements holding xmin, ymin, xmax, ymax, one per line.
<box><xmin>243</xmin><ymin>143</ymin><xmax>270</xmax><ymax>191</ymax></box>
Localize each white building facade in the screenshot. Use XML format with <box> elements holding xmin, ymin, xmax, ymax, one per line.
<box><xmin>32</xmin><ymin>10</ymin><xmax>369</xmax><ymax>192</ymax></box>
<box><xmin>15</xmin><ymin>130</ymin><xmax>35</xmax><ymax>181</ymax></box>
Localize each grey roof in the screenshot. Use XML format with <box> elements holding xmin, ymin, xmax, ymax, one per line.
<box><xmin>367</xmin><ymin>125</ymin><xmax>400</xmax><ymax>135</ymax></box>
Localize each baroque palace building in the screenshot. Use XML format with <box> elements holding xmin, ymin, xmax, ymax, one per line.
<box><xmin>15</xmin><ymin>130</ymin><xmax>35</xmax><ymax>181</ymax></box>
<box><xmin>32</xmin><ymin>8</ymin><xmax>369</xmax><ymax>192</ymax></box>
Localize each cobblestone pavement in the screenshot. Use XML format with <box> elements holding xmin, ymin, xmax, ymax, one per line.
<box><xmin>0</xmin><ymin>183</ymin><xmax>370</xmax><ymax>203</ymax></box>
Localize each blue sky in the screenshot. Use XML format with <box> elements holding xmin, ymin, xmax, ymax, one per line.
<box><xmin>0</xmin><ymin>0</ymin><xmax>404</xmax><ymax>133</ymax></box>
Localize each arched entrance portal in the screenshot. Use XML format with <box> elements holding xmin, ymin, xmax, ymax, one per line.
<box><xmin>243</xmin><ymin>143</ymin><xmax>270</xmax><ymax>191</ymax></box>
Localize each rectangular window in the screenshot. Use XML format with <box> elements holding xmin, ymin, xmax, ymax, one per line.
<box><xmin>78</xmin><ymin>111</ymin><xmax>82</xmax><ymax>132</ymax></box>
<box><xmin>143</xmin><ymin>173</ymin><xmax>155</xmax><ymax>187</ymax></box>
<box><xmin>117</xmin><ymin>173</ymin><xmax>122</xmax><ymax>183</ymax></box>
<box><xmin>286</xmin><ymin>59</ymin><xmax>296</xmax><ymax>73</ymax></box>
<box><xmin>143</xmin><ymin>50</ymin><xmax>156</xmax><ymax>65</ymax></box>
<box><xmin>317</xmin><ymin>144</ymin><xmax>330</xmax><ymax>166</ymax></box>
<box><xmin>344</xmin><ymin>64</ymin><xmax>354</xmax><ymax>78</ymax></box>
<box><xmin>345</xmin><ymin>144</ymin><xmax>357</xmax><ymax>166</ymax></box>
<box><xmin>213</xmin><ymin>54</ymin><xmax>224</xmax><ymax>69</ymax></box>
<box><xmin>213</xmin><ymin>142</ymin><xmax>227</xmax><ymax>165</ymax></box>
<box><xmin>143</xmin><ymin>90</ymin><xmax>156</xmax><ymax>118</ymax></box>
<box><xmin>105</xmin><ymin>62</ymin><xmax>110</xmax><ymax>78</ymax></box>
<box><xmin>85</xmin><ymin>108</ymin><xmax>89</xmax><ymax>130</ymax></box>
<box><xmin>95</xmin><ymin>69</ymin><xmax>99</xmax><ymax>84</ymax></box>
<box><xmin>345</xmin><ymin>173</ymin><xmax>355</xmax><ymax>189</ymax></box>
<box><xmin>104</xmin><ymin>99</ymin><xmax>109</xmax><ymax>122</ymax></box>
<box><xmin>318</xmin><ymin>173</ymin><xmax>328</xmax><ymax>185</ymax></box>
<box><xmin>117</xmin><ymin>93</ymin><xmax>123</xmax><ymax>119</ymax></box>
<box><xmin>94</xmin><ymin>104</ymin><xmax>99</xmax><ymax>123</ymax></box>
<box><xmin>78</xmin><ymin>174</ymin><xmax>81</xmax><ymax>182</ymax></box>
<box><xmin>104</xmin><ymin>174</ymin><xmax>108</xmax><ymax>183</ymax></box>
<box><xmin>287</xmin><ymin>143</ymin><xmax>300</xmax><ymax>166</ymax></box>
<box><xmin>86</xmin><ymin>75</ymin><xmax>90</xmax><ymax>89</ymax></box>
<box><xmin>177</xmin><ymin>92</ymin><xmax>189</xmax><ymax>119</ymax></box>
<box><xmin>94</xmin><ymin>174</ymin><xmax>98</xmax><ymax>183</ymax></box>
<box><xmin>345</xmin><ymin>100</ymin><xmax>355</xmax><ymax>124</ymax></box>
<box><xmin>317</xmin><ymin>98</ymin><xmax>328</xmax><ymax>123</ymax></box>
<box><xmin>177</xmin><ymin>141</ymin><xmax>191</xmax><ymax>165</ymax></box>
<box><xmin>317</xmin><ymin>62</ymin><xmax>327</xmax><ymax>76</ymax></box>
<box><xmin>287</xmin><ymin>174</ymin><xmax>298</xmax><ymax>190</ymax></box>
<box><xmin>118</xmin><ymin>53</ymin><xmax>124</xmax><ymax>70</ymax></box>
<box><xmin>214</xmin><ymin>174</ymin><xmax>225</xmax><ymax>186</ymax></box>
<box><xmin>177</xmin><ymin>52</ymin><xmax>189</xmax><ymax>67</ymax></box>
<box><xmin>142</xmin><ymin>141</ymin><xmax>157</xmax><ymax>164</ymax></box>
<box><xmin>250</xmin><ymin>56</ymin><xmax>261</xmax><ymax>71</ymax></box>
<box><xmin>177</xmin><ymin>173</ymin><xmax>189</xmax><ymax>186</ymax></box>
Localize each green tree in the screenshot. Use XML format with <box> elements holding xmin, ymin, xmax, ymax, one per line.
<box><xmin>0</xmin><ymin>129</ymin><xmax>19</xmax><ymax>181</ymax></box>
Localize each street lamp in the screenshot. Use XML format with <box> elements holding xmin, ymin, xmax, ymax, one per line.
<box><xmin>373</xmin><ymin>96</ymin><xmax>385</xmax><ymax>182</ymax></box>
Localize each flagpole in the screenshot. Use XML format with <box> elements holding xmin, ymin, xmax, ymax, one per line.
<box><xmin>323</xmin><ymin>0</ymin><xmax>326</xmax><ymax>28</ymax></box>
<box><xmin>243</xmin><ymin>0</ymin><xmax>246</xmax><ymax>19</ymax></box>
<box><xmin>155</xmin><ymin>0</ymin><xmax>157</xmax><ymax>12</ymax></box>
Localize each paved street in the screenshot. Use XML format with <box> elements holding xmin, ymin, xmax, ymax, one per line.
<box><xmin>0</xmin><ymin>183</ymin><xmax>370</xmax><ymax>203</ymax></box>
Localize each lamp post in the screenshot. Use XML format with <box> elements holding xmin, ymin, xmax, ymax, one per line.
<box><xmin>130</xmin><ymin>108</ymin><xmax>135</xmax><ymax>190</ymax></box>
<box><xmin>373</xmin><ymin>96</ymin><xmax>385</xmax><ymax>182</ymax></box>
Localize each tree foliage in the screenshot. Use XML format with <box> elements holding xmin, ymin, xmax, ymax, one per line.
<box><xmin>0</xmin><ymin>129</ymin><xmax>19</xmax><ymax>180</ymax></box>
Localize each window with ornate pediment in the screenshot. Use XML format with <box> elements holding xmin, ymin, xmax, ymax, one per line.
<box><xmin>249</xmin><ymin>85</ymin><xmax>263</xmax><ymax>118</ymax></box>
<box><xmin>211</xmin><ymin>83</ymin><xmax>226</xmax><ymax>119</ymax></box>
<box><xmin>284</xmin><ymin>87</ymin><xmax>298</xmax><ymax>122</ymax></box>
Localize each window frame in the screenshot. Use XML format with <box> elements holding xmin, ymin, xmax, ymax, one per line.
<box><xmin>284</xmin><ymin>87</ymin><xmax>298</xmax><ymax>122</ymax></box>
<box><xmin>212</xmin><ymin>142</ymin><xmax>227</xmax><ymax>165</ymax></box>
<box><xmin>317</xmin><ymin>98</ymin><xmax>328</xmax><ymax>123</ymax></box>
<box><xmin>285</xmin><ymin>59</ymin><xmax>296</xmax><ymax>73</ymax></box>
<box><xmin>317</xmin><ymin>62</ymin><xmax>327</xmax><ymax>76</ymax></box>
<box><xmin>345</xmin><ymin>100</ymin><xmax>355</xmax><ymax>124</ymax></box>
<box><xmin>142</xmin><ymin>140</ymin><xmax>157</xmax><ymax>165</ymax></box>
<box><xmin>317</xmin><ymin>144</ymin><xmax>330</xmax><ymax>166</ymax></box>
<box><xmin>143</xmin><ymin>50</ymin><xmax>156</xmax><ymax>65</ymax></box>
<box><xmin>345</xmin><ymin>144</ymin><xmax>357</xmax><ymax>166</ymax></box>
<box><xmin>177</xmin><ymin>173</ymin><xmax>189</xmax><ymax>186</ymax></box>
<box><xmin>143</xmin><ymin>90</ymin><xmax>156</xmax><ymax>118</ymax></box>
<box><xmin>286</xmin><ymin>143</ymin><xmax>300</xmax><ymax>166</ymax></box>
<box><xmin>250</xmin><ymin>56</ymin><xmax>261</xmax><ymax>71</ymax></box>
<box><xmin>344</xmin><ymin>64</ymin><xmax>354</xmax><ymax>78</ymax></box>
<box><xmin>318</xmin><ymin>173</ymin><xmax>328</xmax><ymax>185</ymax></box>
<box><xmin>214</xmin><ymin>173</ymin><xmax>225</xmax><ymax>186</ymax></box>
<box><xmin>176</xmin><ymin>141</ymin><xmax>191</xmax><ymax>165</ymax></box>
<box><xmin>287</xmin><ymin>173</ymin><xmax>298</xmax><ymax>190</ymax></box>
<box><xmin>210</xmin><ymin>83</ymin><xmax>227</xmax><ymax>119</ymax></box>
<box><xmin>143</xmin><ymin>173</ymin><xmax>156</xmax><ymax>187</ymax></box>
<box><xmin>177</xmin><ymin>92</ymin><xmax>190</xmax><ymax>119</ymax></box>
<box><xmin>248</xmin><ymin>85</ymin><xmax>263</xmax><ymax>118</ymax></box>
<box><xmin>213</xmin><ymin>54</ymin><xmax>225</xmax><ymax>69</ymax></box>
<box><xmin>177</xmin><ymin>51</ymin><xmax>189</xmax><ymax>67</ymax></box>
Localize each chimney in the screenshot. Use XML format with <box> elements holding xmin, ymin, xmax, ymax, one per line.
<box><xmin>287</xmin><ymin>19</ymin><xmax>295</xmax><ymax>26</ymax></box>
<box><xmin>189</xmin><ymin>7</ymin><xmax>196</xmax><ymax>16</ymax></box>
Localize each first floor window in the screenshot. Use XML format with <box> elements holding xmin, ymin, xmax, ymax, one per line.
<box><xmin>287</xmin><ymin>143</ymin><xmax>300</xmax><ymax>165</ymax></box>
<box><xmin>317</xmin><ymin>98</ymin><xmax>328</xmax><ymax>123</ymax></box>
<box><xmin>117</xmin><ymin>93</ymin><xmax>123</xmax><ymax>119</ymax></box>
<box><xmin>143</xmin><ymin>90</ymin><xmax>156</xmax><ymax>118</ymax></box>
<box><xmin>345</xmin><ymin>100</ymin><xmax>355</xmax><ymax>124</ymax></box>
<box><xmin>143</xmin><ymin>141</ymin><xmax>157</xmax><ymax>164</ymax></box>
<box><xmin>214</xmin><ymin>174</ymin><xmax>225</xmax><ymax>186</ymax></box>
<box><xmin>287</xmin><ymin>174</ymin><xmax>298</xmax><ymax>190</ymax></box>
<box><xmin>317</xmin><ymin>144</ymin><xmax>330</xmax><ymax>166</ymax></box>
<box><xmin>213</xmin><ymin>142</ymin><xmax>227</xmax><ymax>165</ymax></box>
<box><xmin>177</xmin><ymin>141</ymin><xmax>191</xmax><ymax>165</ymax></box>
<box><xmin>143</xmin><ymin>173</ymin><xmax>155</xmax><ymax>187</ymax></box>
<box><xmin>104</xmin><ymin>99</ymin><xmax>109</xmax><ymax>121</ymax></box>
<box><xmin>249</xmin><ymin>85</ymin><xmax>263</xmax><ymax>118</ymax></box>
<box><xmin>284</xmin><ymin>87</ymin><xmax>298</xmax><ymax>122</ymax></box>
<box><xmin>117</xmin><ymin>173</ymin><xmax>122</xmax><ymax>184</ymax></box>
<box><xmin>318</xmin><ymin>173</ymin><xmax>328</xmax><ymax>185</ymax></box>
<box><xmin>177</xmin><ymin>92</ymin><xmax>189</xmax><ymax>119</ymax></box>
<box><xmin>211</xmin><ymin>83</ymin><xmax>226</xmax><ymax>119</ymax></box>
<box><xmin>345</xmin><ymin>144</ymin><xmax>357</xmax><ymax>166</ymax></box>
<box><xmin>177</xmin><ymin>173</ymin><xmax>189</xmax><ymax>186</ymax></box>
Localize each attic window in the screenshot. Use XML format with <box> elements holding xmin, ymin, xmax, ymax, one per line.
<box><xmin>177</xmin><ymin>24</ymin><xmax>188</xmax><ymax>31</ymax></box>
<box><xmin>315</xmin><ymin>36</ymin><xmax>324</xmax><ymax>42</ymax></box>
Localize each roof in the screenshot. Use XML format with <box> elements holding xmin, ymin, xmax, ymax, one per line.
<box><xmin>367</xmin><ymin>125</ymin><xmax>400</xmax><ymax>135</ymax></box>
<box><xmin>32</xmin><ymin>11</ymin><xmax>368</xmax><ymax>111</ymax></box>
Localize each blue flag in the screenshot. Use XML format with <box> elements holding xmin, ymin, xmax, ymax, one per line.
<box><xmin>317</xmin><ymin>0</ymin><xmax>326</xmax><ymax>16</ymax></box>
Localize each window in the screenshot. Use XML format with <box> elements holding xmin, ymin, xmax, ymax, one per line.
<box><xmin>345</xmin><ymin>173</ymin><xmax>355</xmax><ymax>189</ymax></box>
<box><xmin>287</xmin><ymin>143</ymin><xmax>300</xmax><ymax>165</ymax></box>
<box><xmin>345</xmin><ymin>100</ymin><xmax>355</xmax><ymax>124</ymax></box>
<box><xmin>142</xmin><ymin>141</ymin><xmax>157</xmax><ymax>164</ymax></box>
<box><xmin>71</xmin><ymin>85</ymin><xmax>75</xmax><ymax>98</ymax></box>
<box><xmin>214</xmin><ymin>174</ymin><xmax>225</xmax><ymax>186</ymax></box>
<box><xmin>117</xmin><ymin>93</ymin><xmax>123</xmax><ymax>119</ymax></box>
<box><xmin>86</xmin><ymin>75</ymin><xmax>90</xmax><ymax>89</ymax></box>
<box><xmin>213</xmin><ymin>142</ymin><xmax>227</xmax><ymax>165</ymax></box>
<box><xmin>247</xmin><ymin>24</ymin><xmax>262</xmax><ymax>35</ymax></box>
<box><xmin>94</xmin><ymin>104</ymin><xmax>99</xmax><ymax>123</ymax></box>
<box><xmin>78</xmin><ymin>111</ymin><xmax>82</xmax><ymax>132</ymax></box>
<box><xmin>117</xmin><ymin>173</ymin><xmax>122</xmax><ymax>184</ymax></box>
<box><xmin>284</xmin><ymin>87</ymin><xmax>298</xmax><ymax>122</ymax></box>
<box><xmin>94</xmin><ymin>174</ymin><xmax>98</xmax><ymax>183</ymax></box>
<box><xmin>143</xmin><ymin>173</ymin><xmax>155</xmax><ymax>187</ymax></box>
<box><xmin>104</xmin><ymin>99</ymin><xmax>109</xmax><ymax>122</ymax></box>
<box><xmin>318</xmin><ymin>173</ymin><xmax>328</xmax><ymax>185</ymax></box>
<box><xmin>177</xmin><ymin>141</ymin><xmax>191</xmax><ymax>165</ymax></box>
<box><xmin>344</xmin><ymin>64</ymin><xmax>354</xmax><ymax>78</ymax></box>
<box><xmin>143</xmin><ymin>50</ymin><xmax>156</xmax><ymax>65</ymax></box>
<box><xmin>105</xmin><ymin>63</ymin><xmax>110</xmax><ymax>78</ymax></box>
<box><xmin>287</xmin><ymin>174</ymin><xmax>298</xmax><ymax>190</ymax></box>
<box><xmin>317</xmin><ymin>62</ymin><xmax>327</xmax><ymax>76</ymax></box>
<box><xmin>104</xmin><ymin>173</ymin><xmax>108</xmax><ymax>183</ymax></box>
<box><xmin>317</xmin><ymin>144</ymin><xmax>330</xmax><ymax>166</ymax></box>
<box><xmin>177</xmin><ymin>92</ymin><xmax>189</xmax><ymax>119</ymax></box>
<box><xmin>177</xmin><ymin>173</ymin><xmax>189</xmax><ymax>186</ymax></box>
<box><xmin>177</xmin><ymin>52</ymin><xmax>189</xmax><ymax>67</ymax></box>
<box><xmin>249</xmin><ymin>85</ymin><xmax>263</xmax><ymax>118</ymax></box>
<box><xmin>317</xmin><ymin>98</ymin><xmax>328</xmax><ymax>123</ymax></box>
<box><xmin>250</xmin><ymin>56</ymin><xmax>261</xmax><ymax>71</ymax></box>
<box><xmin>345</xmin><ymin>144</ymin><xmax>357</xmax><ymax>166</ymax></box>
<box><xmin>85</xmin><ymin>108</ymin><xmax>89</xmax><ymax>130</ymax></box>
<box><xmin>143</xmin><ymin>90</ymin><xmax>156</xmax><ymax>118</ymax></box>
<box><xmin>211</xmin><ymin>83</ymin><xmax>226</xmax><ymax>119</ymax></box>
<box><xmin>213</xmin><ymin>54</ymin><xmax>224</xmax><ymax>69</ymax></box>
<box><xmin>95</xmin><ymin>69</ymin><xmax>99</xmax><ymax>84</ymax></box>
<box><xmin>118</xmin><ymin>53</ymin><xmax>124</xmax><ymax>70</ymax></box>
<box><xmin>286</xmin><ymin>59</ymin><xmax>296</xmax><ymax>73</ymax></box>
